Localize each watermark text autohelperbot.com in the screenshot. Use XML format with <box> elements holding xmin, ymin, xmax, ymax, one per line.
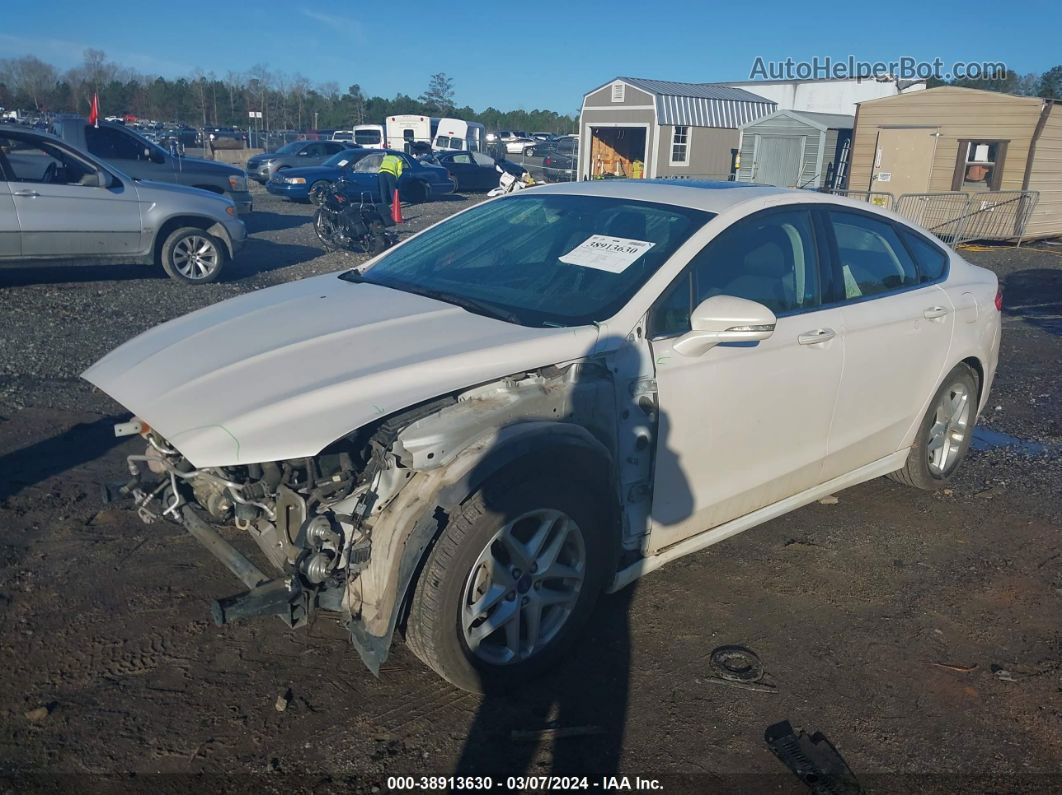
<box><xmin>749</xmin><ymin>56</ymin><xmax>1007</xmax><ymax>81</ymax></box>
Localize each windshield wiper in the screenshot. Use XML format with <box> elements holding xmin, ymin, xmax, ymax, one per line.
<box><xmin>413</xmin><ymin>288</ymin><xmax>526</xmax><ymax>325</ymax></box>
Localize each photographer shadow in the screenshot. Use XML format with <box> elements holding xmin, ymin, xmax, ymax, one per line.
<box><xmin>453</xmin><ymin>334</ymin><xmax>693</xmax><ymax>778</ymax></box>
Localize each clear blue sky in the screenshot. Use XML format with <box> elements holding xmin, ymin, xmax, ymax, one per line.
<box><xmin>2</xmin><ymin>0</ymin><xmax>1060</xmax><ymax>114</ymax></box>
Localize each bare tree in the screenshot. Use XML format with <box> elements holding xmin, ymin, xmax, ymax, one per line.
<box><xmin>82</xmin><ymin>48</ymin><xmax>115</xmax><ymax>93</ymax></box>
<box><xmin>8</xmin><ymin>55</ymin><xmax>58</xmax><ymax>110</ymax></box>
<box><xmin>419</xmin><ymin>72</ymin><xmax>455</xmax><ymax>113</ymax></box>
<box><xmin>291</xmin><ymin>73</ymin><xmax>311</xmax><ymax>129</ymax></box>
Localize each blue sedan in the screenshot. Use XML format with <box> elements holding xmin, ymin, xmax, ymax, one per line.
<box><xmin>336</xmin><ymin>150</ymin><xmax>455</xmax><ymax>203</ymax></box>
<box><xmin>266</xmin><ymin>148</ymin><xmax>376</xmax><ymax>203</ymax></box>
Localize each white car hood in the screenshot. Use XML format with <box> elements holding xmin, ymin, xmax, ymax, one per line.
<box><xmin>83</xmin><ymin>273</ymin><xmax>599</xmax><ymax>467</ymax></box>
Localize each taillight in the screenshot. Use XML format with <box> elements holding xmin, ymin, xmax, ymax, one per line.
<box><xmin>994</xmin><ymin>285</ymin><xmax>1003</xmax><ymax>311</ymax></box>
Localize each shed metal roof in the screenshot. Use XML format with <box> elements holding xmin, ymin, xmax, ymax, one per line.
<box><xmin>609</xmin><ymin>77</ymin><xmax>777</xmax><ymax>128</ymax></box>
<box><xmin>740</xmin><ymin>109</ymin><xmax>855</xmax><ymax>130</ymax></box>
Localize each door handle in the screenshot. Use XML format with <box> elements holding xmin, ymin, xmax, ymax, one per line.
<box><xmin>797</xmin><ymin>328</ymin><xmax>836</xmax><ymax>345</ymax></box>
<box><xmin>923</xmin><ymin>306</ymin><xmax>949</xmax><ymax>320</ymax></box>
<box><xmin>12</xmin><ymin>189</ymin><xmax>40</xmax><ymax>198</ymax></box>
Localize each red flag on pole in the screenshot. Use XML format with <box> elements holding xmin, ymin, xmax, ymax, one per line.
<box><xmin>88</xmin><ymin>93</ymin><xmax>99</xmax><ymax>127</ymax></box>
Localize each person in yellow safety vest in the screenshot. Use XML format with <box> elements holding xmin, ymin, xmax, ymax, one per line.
<box><xmin>378</xmin><ymin>153</ymin><xmax>405</xmax><ymax>207</ymax></box>
<box><xmin>631</xmin><ymin>160</ymin><xmax>644</xmax><ymax>179</ymax></box>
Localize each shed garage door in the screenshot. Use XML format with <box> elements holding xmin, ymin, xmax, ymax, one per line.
<box><xmin>753</xmin><ymin>135</ymin><xmax>803</xmax><ymax>187</ymax></box>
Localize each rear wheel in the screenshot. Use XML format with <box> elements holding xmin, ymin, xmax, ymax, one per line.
<box><xmin>313</xmin><ymin>208</ymin><xmax>343</xmax><ymax>251</ymax></box>
<box><xmin>160</xmin><ymin>227</ymin><xmax>226</xmax><ymax>284</ymax></box>
<box><xmin>405</xmin><ymin>465</ymin><xmax>610</xmax><ymax>692</ymax></box>
<box><xmin>889</xmin><ymin>363</ymin><xmax>979</xmax><ymax>489</ymax></box>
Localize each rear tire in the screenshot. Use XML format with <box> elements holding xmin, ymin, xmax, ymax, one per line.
<box><xmin>889</xmin><ymin>363</ymin><xmax>979</xmax><ymax>490</ymax></box>
<box><xmin>313</xmin><ymin>208</ymin><xmax>343</xmax><ymax>251</ymax></box>
<box><xmin>160</xmin><ymin>227</ymin><xmax>226</xmax><ymax>284</ymax></box>
<box><xmin>405</xmin><ymin>463</ymin><xmax>610</xmax><ymax>693</ymax></box>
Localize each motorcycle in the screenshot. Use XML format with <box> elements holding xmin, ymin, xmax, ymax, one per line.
<box><xmin>313</xmin><ymin>182</ymin><xmax>397</xmax><ymax>255</ymax></box>
<box><xmin>487</xmin><ymin>165</ymin><xmax>536</xmax><ymax>197</ymax></box>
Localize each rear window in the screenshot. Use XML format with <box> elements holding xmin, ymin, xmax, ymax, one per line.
<box><xmin>354</xmin><ymin>129</ymin><xmax>381</xmax><ymax>145</ymax></box>
<box><xmin>900</xmin><ymin>228</ymin><xmax>949</xmax><ymax>282</ymax></box>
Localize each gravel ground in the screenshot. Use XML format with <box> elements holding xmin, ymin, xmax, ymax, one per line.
<box><xmin>0</xmin><ymin>187</ymin><xmax>1060</xmax><ymax>791</ymax></box>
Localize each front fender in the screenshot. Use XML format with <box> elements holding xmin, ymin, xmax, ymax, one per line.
<box><xmin>346</xmin><ymin>421</ymin><xmax>613</xmax><ymax>674</ymax></box>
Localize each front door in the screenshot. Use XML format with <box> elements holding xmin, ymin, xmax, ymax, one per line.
<box><xmin>871</xmin><ymin>127</ymin><xmax>938</xmax><ymax>196</ymax></box>
<box><xmin>84</xmin><ymin>124</ymin><xmax>173</xmax><ymax>185</ymax></box>
<box><xmin>648</xmin><ymin>207</ymin><xmax>845</xmax><ymax>552</ymax></box>
<box><xmin>4</xmin><ymin>134</ymin><xmax>143</xmax><ymax>258</ymax></box>
<box><xmin>820</xmin><ymin>207</ymin><xmax>954</xmax><ymax>479</ymax></box>
<box><xmin>754</xmin><ymin>135</ymin><xmax>804</xmax><ymax>188</ymax></box>
<box><xmin>0</xmin><ymin>179</ymin><xmax>19</xmax><ymax>258</ymax></box>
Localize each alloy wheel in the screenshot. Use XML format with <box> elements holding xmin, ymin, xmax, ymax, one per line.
<box><xmin>927</xmin><ymin>381</ymin><xmax>972</xmax><ymax>475</ymax></box>
<box><xmin>171</xmin><ymin>235</ymin><xmax>220</xmax><ymax>280</ymax></box>
<box><xmin>461</xmin><ymin>508</ymin><xmax>585</xmax><ymax>666</ymax></box>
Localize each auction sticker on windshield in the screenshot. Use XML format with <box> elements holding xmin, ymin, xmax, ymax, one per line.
<box><xmin>559</xmin><ymin>235</ymin><xmax>655</xmax><ymax>273</ymax></box>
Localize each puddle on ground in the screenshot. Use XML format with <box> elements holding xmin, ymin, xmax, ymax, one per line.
<box><xmin>972</xmin><ymin>427</ymin><xmax>1057</xmax><ymax>456</ymax></box>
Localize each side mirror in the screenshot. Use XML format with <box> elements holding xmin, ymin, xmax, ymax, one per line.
<box><xmin>673</xmin><ymin>295</ymin><xmax>776</xmax><ymax>357</ymax></box>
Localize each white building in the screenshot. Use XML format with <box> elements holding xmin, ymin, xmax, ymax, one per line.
<box><xmin>722</xmin><ymin>77</ymin><xmax>925</xmax><ymax>116</ymax></box>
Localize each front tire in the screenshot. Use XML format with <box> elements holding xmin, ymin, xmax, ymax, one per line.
<box><xmin>160</xmin><ymin>227</ymin><xmax>226</xmax><ymax>283</ymax></box>
<box><xmin>405</xmin><ymin>465</ymin><xmax>610</xmax><ymax>692</ymax></box>
<box><xmin>308</xmin><ymin>179</ymin><xmax>330</xmax><ymax>205</ymax></box>
<box><xmin>889</xmin><ymin>363</ymin><xmax>979</xmax><ymax>489</ymax></box>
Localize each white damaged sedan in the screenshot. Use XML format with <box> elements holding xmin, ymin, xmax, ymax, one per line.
<box><xmin>85</xmin><ymin>180</ymin><xmax>1001</xmax><ymax>692</ymax></box>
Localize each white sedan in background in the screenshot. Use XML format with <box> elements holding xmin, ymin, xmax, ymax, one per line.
<box><xmin>85</xmin><ymin>180</ymin><xmax>1001</xmax><ymax>692</ymax></box>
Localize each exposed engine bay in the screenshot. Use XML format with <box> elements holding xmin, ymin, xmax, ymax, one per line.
<box><xmin>112</xmin><ymin>348</ymin><xmax>659</xmax><ymax>672</ymax></box>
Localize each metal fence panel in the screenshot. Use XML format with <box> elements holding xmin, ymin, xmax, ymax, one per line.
<box><xmin>894</xmin><ymin>192</ymin><xmax>971</xmax><ymax>242</ymax></box>
<box><xmin>960</xmin><ymin>191</ymin><xmax>1039</xmax><ymax>246</ymax></box>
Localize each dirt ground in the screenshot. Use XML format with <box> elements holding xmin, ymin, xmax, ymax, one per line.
<box><xmin>0</xmin><ymin>185</ymin><xmax>1060</xmax><ymax>793</ymax></box>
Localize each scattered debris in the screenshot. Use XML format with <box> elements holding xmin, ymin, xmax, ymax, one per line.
<box><xmin>764</xmin><ymin>720</ymin><xmax>862</xmax><ymax>794</ymax></box>
<box><xmin>24</xmin><ymin>704</ymin><xmax>53</xmax><ymax>722</ymax></box>
<box><xmin>942</xmin><ymin>488</ymin><xmax>954</xmax><ymax>496</ymax></box>
<box><xmin>706</xmin><ymin>645</ymin><xmax>777</xmax><ymax>692</ymax></box>
<box><xmin>818</xmin><ymin>495</ymin><xmax>839</xmax><ymax>505</ymax></box>
<box><xmin>275</xmin><ymin>687</ymin><xmax>292</xmax><ymax>712</ymax></box>
<box><xmin>511</xmin><ymin>725</ymin><xmax>605</xmax><ymax>742</ymax></box>
<box><xmin>931</xmin><ymin>661</ymin><xmax>978</xmax><ymax>673</ymax></box>
<box><xmin>994</xmin><ymin>669</ymin><xmax>1019</xmax><ymax>682</ymax></box>
<box><xmin>975</xmin><ymin>485</ymin><xmax>1006</xmax><ymax>500</ymax></box>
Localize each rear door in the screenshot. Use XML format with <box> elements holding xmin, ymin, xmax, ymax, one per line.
<box><xmin>84</xmin><ymin>125</ymin><xmax>172</xmax><ymax>184</ymax></box>
<box><xmin>5</xmin><ymin>134</ymin><xmax>143</xmax><ymax>258</ymax></box>
<box><xmin>446</xmin><ymin>152</ymin><xmax>477</xmax><ymax>189</ymax></box>
<box><xmin>820</xmin><ymin>206</ymin><xmax>954</xmax><ymax>480</ymax></box>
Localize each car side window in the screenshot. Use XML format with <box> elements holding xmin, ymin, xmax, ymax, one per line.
<box><xmin>1</xmin><ymin>136</ymin><xmax>95</xmax><ymax>185</ymax></box>
<box><xmin>451</xmin><ymin>153</ymin><xmax>472</xmax><ymax>165</ymax></box>
<box><xmin>85</xmin><ymin>126</ymin><xmax>144</xmax><ymax>160</ymax></box>
<box><xmin>472</xmin><ymin>152</ymin><xmax>495</xmax><ymax>167</ymax></box>
<box><xmin>648</xmin><ymin>209</ymin><xmax>822</xmax><ymax>338</ymax></box>
<box><xmin>353</xmin><ymin>153</ymin><xmax>384</xmax><ymax>173</ymax></box>
<box><xmin>899</xmin><ymin>228</ymin><xmax>949</xmax><ymax>283</ymax></box>
<box><xmin>828</xmin><ymin>210</ymin><xmax>919</xmax><ymax>299</ymax></box>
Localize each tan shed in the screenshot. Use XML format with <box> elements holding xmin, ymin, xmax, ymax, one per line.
<box><xmin>849</xmin><ymin>86</ymin><xmax>1062</xmax><ymax>240</ymax></box>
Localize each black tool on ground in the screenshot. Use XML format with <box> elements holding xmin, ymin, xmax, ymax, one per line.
<box><xmin>313</xmin><ymin>184</ymin><xmax>396</xmax><ymax>254</ymax></box>
<box><xmin>764</xmin><ymin>720</ymin><xmax>862</xmax><ymax>795</ymax></box>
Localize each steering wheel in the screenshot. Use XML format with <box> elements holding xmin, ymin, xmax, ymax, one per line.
<box><xmin>41</xmin><ymin>161</ymin><xmax>58</xmax><ymax>184</ymax></box>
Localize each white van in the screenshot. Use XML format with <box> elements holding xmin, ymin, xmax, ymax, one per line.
<box><xmin>385</xmin><ymin>115</ymin><xmax>440</xmax><ymax>152</ymax></box>
<box><xmin>353</xmin><ymin>124</ymin><xmax>385</xmax><ymax>149</ymax></box>
<box><xmin>432</xmin><ymin>119</ymin><xmax>486</xmax><ymax>152</ymax></box>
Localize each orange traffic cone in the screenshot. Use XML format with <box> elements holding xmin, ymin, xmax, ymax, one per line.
<box><xmin>391</xmin><ymin>189</ymin><xmax>403</xmax><ymax>223</ymax></box>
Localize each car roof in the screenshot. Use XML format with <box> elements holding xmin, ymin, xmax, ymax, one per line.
<box><xmin>530</xmin><ymin>179</ymin><xmax>925</xmax><ymax>227</ymax></box>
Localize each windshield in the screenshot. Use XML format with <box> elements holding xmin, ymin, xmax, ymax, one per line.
<box><xmin>324</xmin><ymin>150</ymin><xmax>360</xmax><ymax>167</ymax></box>
<box><xmin>273</xmin><ymin>140</ymin><xmax>304</xmax><ymax>155</ymax></box>
<box><xmin>355</xmin><ymin>193</ymin><xmax>712</xmax><ymax>326</ymax></box>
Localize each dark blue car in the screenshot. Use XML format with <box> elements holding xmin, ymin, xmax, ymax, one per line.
<box><xmin>336</xmin><ymin>150</ymin><xmax>455</xmax><ymax>203</ymax></box>
<box><xmin>266</xmin><ymin>148</ymin><xmax>376</xmax><ymax>203</ymax></box>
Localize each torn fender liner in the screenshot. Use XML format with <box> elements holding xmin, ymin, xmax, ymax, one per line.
<box><xmin>348</xmin><ymin>510</ymin><xmax>446</xmax><ymax>675</ymax></box>
<box><xmin>764</xmin><ymin>720</ymin><xmax>862</xmax><ymax>795</ymax></box>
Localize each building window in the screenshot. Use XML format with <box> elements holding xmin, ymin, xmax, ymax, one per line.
<box><xmin>952</xmin><ymin>140</ymin><xmax>1007</xmax><ymax>191</ymax></box>
<box><xmin>671</xmin><ymin>125</ymin><xmax>689</xmax><ymax>165</ymax></box>
<box><xmin>611</xmin><ymin>83</ymin><xmax>625</xmax><ymax>102</ymax></box>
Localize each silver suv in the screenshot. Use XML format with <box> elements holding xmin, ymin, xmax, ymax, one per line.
<box><xmin>0</xmin><ymin>128</ymin><xmax>246</xmax><ymax>283</ymax></box>
<box><xmin>246</xmin><ymin>140</ymin><xmax>352</xmax><ymax>184</ymax></box>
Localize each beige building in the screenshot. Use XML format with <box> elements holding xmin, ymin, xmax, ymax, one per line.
<box><xmin>849</xmin><ymin>86</ymin><xmax>1062</xmax><ymax>239</ymax></box>
<box><xmin>578</xmin><ymin>78</ymin><xmax>775</xmax><ymax>182</ymax></box>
